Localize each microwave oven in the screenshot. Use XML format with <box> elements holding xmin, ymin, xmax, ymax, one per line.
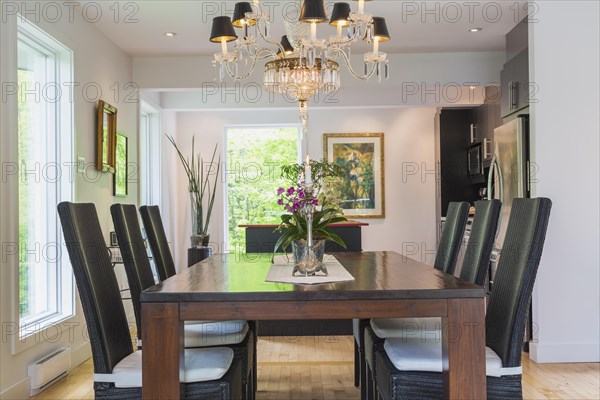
<box><xmin>467</xmin><ymin>143</ymin><xmax>483</xmax><ymax>176</ymax></box>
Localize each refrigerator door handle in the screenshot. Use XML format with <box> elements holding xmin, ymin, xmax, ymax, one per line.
<box><xmin>487</xmin><ymin>143</ymin><xmax>504</xmax><ymax>202</ymax></box>
<box><xmin>497</xmin><ymin>156</ymin><xmax>504</xmax><ymax>202</ymax></box>
<box><xmin>487</xmin><ymin>155</ymin><xmax>503</xmax><ymax>238</ymax></box>
<box><xmin>486</xmin><ymin>154</ymin><xmax>496</xmax><ymax>199</ymax></box>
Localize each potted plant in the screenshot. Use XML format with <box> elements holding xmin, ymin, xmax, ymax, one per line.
<box><xmin>274</xmin><ymin>159</ymin><xmax>347</xmax><ymax>261</ymax></box>
<box><xmin>167</xmin><ymin>134</ymin><xmax>220</xmax><ymax>248</ymax></box>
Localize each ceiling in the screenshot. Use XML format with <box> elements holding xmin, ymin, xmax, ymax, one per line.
<box><xmin>79</xmin><ymin>1</ymin><xmax>528</xmax><ymax>57</ymax></box>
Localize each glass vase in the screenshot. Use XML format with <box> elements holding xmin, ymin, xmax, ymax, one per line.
<box><xmin>190</xmin><ymin>193</ymin><xmax>209</xmax><ymax>247</ymax></box>
<box><xmin>292</xmin><ymin>240</ymin><xmax>327</xmax><ymax>276</ymax></box>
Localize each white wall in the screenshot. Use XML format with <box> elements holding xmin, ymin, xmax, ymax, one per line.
<box><xmin>0</xmin><ymin>9</ymin><xmax>137</xmax><ymax>398</ymax></box>
<box><xmin>170</xmin><ymin>107</ymin><xmax>438</xmax><ymax>270</ymax></box>
<box><xmin>529</xmin><ymin>1</ymin><xmax>600</xmax><ymax>363</ymax></box>
<box><xmin>133</xmin><ymin>52</ymin><xmax>504</xmax><ymax>92</ymax></box>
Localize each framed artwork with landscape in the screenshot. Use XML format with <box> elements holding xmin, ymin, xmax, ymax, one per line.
<box><xmin>323</xmin><ymin>133</ymin><xmax>385</xmax><ymax>218</ymax></box>
<box><xmin>113</xmin><ymin>133</ymin><xmax>128</xmax><ymax>197</ymax></box>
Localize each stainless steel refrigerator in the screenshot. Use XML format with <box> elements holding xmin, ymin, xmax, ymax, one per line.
<box><xmin>487</xmin><ymin>114</ymin><xmax>530</xmax><ymax>260</ymax></box>
<box><xmin>486</xmin><ymin>114</ymin><xmax>531</xmax><ymax>349</ymax></box>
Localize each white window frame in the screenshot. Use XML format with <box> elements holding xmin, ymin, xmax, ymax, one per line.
<box><xmin>223</xmin><ymin>124</ymin><xmax>302</xmax><ymax>250</ymax></box>
<box><xmin>15</xmin><ymin>17</ymin><xmax>75</xmax><ymax>344</ymax></box>
<box><xmin>140</xmin><ymin>101</ymin><xmax>162</xmax><ymax>208</ymax></box>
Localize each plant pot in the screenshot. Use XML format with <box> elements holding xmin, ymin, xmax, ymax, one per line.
<box><xmin>291</xmin><ymin>240</ymin><xmax>326</xmax><ymax>276</ymax></box>
<box><xmin>190</xmin><ymin>234</ymin><xmax>210</xmax><ymax>248</ymax></box>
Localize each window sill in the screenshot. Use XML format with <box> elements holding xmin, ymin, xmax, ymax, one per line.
<box><xmin>12</xmin><ymin>313</ymin><xmax>77</xmax><ymax>355</ymax></box>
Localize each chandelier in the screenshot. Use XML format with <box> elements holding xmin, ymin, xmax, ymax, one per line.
<box><xmin>209</xmin><ymin>0</ymin><xmax>391</xmax><ymax>129</ymax></box>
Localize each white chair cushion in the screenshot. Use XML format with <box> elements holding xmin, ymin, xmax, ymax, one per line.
<box><xmin>185</xmin><ymin>320</ymin><xmax>249</xmax><ymax>348</ymax></box>
<box><xmin>370</xmin><ymin>318</ymin><xmax>442</xmax><ymax>340</ymax></box>
<box><xmin>96</xmin><ymin>347</ymin><xmax>234</xmax><ymax>388</ymax></box>
<box><xmin>383</xmin><ymin>337</ymin><xmax>522</xmax><ymax>377</ymax></box>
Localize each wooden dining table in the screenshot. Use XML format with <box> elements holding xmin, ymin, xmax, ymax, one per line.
<box><xmin>141</xmin><ymin>251</ymin><xmax>486</xmax><ymax>399</ymax></box>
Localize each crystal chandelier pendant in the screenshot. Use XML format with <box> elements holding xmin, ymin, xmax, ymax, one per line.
<box><xmin>211</xmin><ymin>0</ymin><xmax>391</xmax><ymax>135</ymax></box>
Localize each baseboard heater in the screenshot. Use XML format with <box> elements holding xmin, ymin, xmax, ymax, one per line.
<box><xmin>28</xmin><ymin>347</ymin><xmax>71</xmax><ymax>396</ymax></box>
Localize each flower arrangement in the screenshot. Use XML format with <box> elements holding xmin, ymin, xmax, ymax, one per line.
<box><xmin>166</xmin><ymin>134</ymin><xmax>220</xmax><ymax>247</ymax></box>
<box><xmin>274</xmin><ymin>160</ymin><xmax>347</xmax><ymax>255</ymax></box>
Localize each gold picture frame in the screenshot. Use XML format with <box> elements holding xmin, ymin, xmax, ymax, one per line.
<box><xmin>97</xmin><ymin>100</ymin><xmax>117</xmax><ymax>172</ymax></box>
<box><xmin>323</xmin><ymin>132</ymin><xmax>385</xmax><ymax>219</ymax></box>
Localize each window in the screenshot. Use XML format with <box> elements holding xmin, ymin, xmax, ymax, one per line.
<box><xmin>140</xmin><ymin>102</ymin><xmax>161</xmax><ymax>207</ymax></box>
<box><xmin>225</xmin><ymin>126</ymin><xmax>301</xmax><ymax>251</ymax></box>
<box><xmin>17</xmin><ymin>19</ymin><xmax>74</xmax><ymax>338</ymax></box>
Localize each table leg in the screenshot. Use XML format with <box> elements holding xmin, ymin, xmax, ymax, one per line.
<box><xmin>142</xmin><ymin>302</ymin><xmax>184</xmax><ymax>399</ymax></box>
<box><xmin>443</xmin><ymin>298</ymin><xmax>486</xmax><ymax>400</ymax></box>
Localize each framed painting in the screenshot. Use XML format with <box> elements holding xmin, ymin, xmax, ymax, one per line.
<box><xmin>96</xmin><ymin>100</ymin><xmax>117</xmax><ymax>172</ymax></box>
<box><xmin>113</xmin><ymin>133</ymin><xmax>128</xmax><ymax>197</ymax></box>
<box><xmin>323</xmin><ymin>133</ymin><xmax>385</xmax><ymax>218</ymax></box>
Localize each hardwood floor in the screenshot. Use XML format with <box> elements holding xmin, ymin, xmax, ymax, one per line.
<box><xmin>33</xmin><ymin>336</ymin><xmax>599</xmax><ymax>400</ymax></box>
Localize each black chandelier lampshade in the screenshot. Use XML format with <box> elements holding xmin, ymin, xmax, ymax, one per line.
<box><xmin>329</xmin><ymin>3</ymin><xmax>351</xmax><ymax>26</ymax></box>
<box><xmin>277</xmin><ymin>35</ymin><xmax>295</xmax><ymax>57</ymax></box>
<box><xmin>232</xmin><ymin>2</ymin><xmax>256</xmax><ymax>28</ymax></box>
<box><xmin>371</xmin><ymin>17</ymin><xmax>390</xmax><ymax>41</ymax></box>
<box><xmin>210</xmin><ymin>16</ymin><xmax>238</xmax><ymax>43</ymax></box>
<box><xmin>299</xmin><ymin>0</ymin><xmax>328</xmax><ymax>23</ymax></box>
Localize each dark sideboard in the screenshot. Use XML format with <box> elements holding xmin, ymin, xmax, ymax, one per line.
<box><xmin>240</xmin><ymin>221</ymin><xmax>368</xmax><ymax>254</ymax></box>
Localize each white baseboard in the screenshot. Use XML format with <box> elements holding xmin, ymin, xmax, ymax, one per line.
<box><xmin>0</xmin><ymin>343</ymin><xmax>90</xmax><ymax>400</ymax></box>
<box><xmin>0</xmin><ymin>377</ymin><xmax>30</xmax><ymax>400</ymax></box>
<box><xmin>530</xmin><ymin>341</ymin><xmax>600</xmax><ymax>363</ymax></box>
<box><xmin>70</xmin><ymin>342</ymin><xmax>92</xmax><ymax>369</ymax></box>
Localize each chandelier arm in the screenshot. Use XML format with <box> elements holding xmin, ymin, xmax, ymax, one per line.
<box><xmin>223</xmin><ymin>48</ymin><xmax>278</xmax><ymax>81</ymax></box>
<box><xmin>255</xmin><ymin>18</ymin><xmax>287</xmax><ymax>56</ymax></box>
<box><xmin>224</xmin><ymin>57</ymin><xmax>258</xmax><ymax>81</ymax></box>
<box><xmin>256</xmin><ymin>48</ymin><xmax>280</xmax><ymax>60</ymax></box>
<box><xmin>330</xmin><ymin>48</ymin><xmax>378</xmax><ymax>80</ymax></box>
<box><xmin>327</xmin><ymin>36</ymin><xmax>355</xmax><ymax>48</ymax></box>
<box><xmin>246</xmin><ymin>46</ymin><xmax>279</xmax><ymax>61</ymax></box>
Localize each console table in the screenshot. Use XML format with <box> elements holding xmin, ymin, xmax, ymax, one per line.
<box><xmin>239</xmin><ymin>220</ymin><xmax>368</xmax><ymax>253</ymax></box>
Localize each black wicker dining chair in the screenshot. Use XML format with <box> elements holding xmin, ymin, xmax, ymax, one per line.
<box><xmin>140</xmin><ymin>205</ymin><xmax>258</xmax><ymax>399</ymax></box>
<box><xmin>57</xmin><ymin>202</ymin><xmax>243</xmax><ymax>399</ymax></box>
<box><xmin>138</xmin><ymin>205</ymin><xmax>176</xmax><ymax>281</ymax></box>
<box><xmin>353</xmin><ymin>200</ymin><xmax>471</xmax><ymax>395</ymax></box>
<box><xmin>363</xmin><ymin>199</ymin><xmax>502</xmax><ymax>399</ymax></box>
<box><xmin>434</xmin><ymin>201</ymin><xmax>471</xmax><ymax>274</ymax></box>
<box><xmin>112</xmin><ymin>204</ymin><xmax>256</xmax><ymax>400</ymax></box>
<box><xmin>372</xmin><ymin>197</ymin><xmax>552</xmax><ymax>400</ymax></box>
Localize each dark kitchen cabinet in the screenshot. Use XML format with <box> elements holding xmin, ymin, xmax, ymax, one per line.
<box><xmin>474</xmin><ymin>86</ymin><xmax>502</xmax><ymax>162</ymax></box>
<box><xmin>501</xmin><ymin>14</ymin><xmax>529</xmax><ymax>118</ymax></box>
<box><xmin>439</xmin><ymin>109</ymin><xmax>481</xmax><ymax>216</ymax></box>
<box><xmin>501</xmin><ymin>49</ymin><xmax>529</xmax><ymax>117</ymax></box>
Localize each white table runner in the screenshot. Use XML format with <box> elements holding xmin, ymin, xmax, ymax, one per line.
<box><xmin>266</xmin><ymin>255</ymin><xmax>355</xmax><ymax>285</ymax></box>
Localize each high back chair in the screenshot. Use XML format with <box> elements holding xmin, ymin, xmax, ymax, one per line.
<box><xmin>459</xmin><ymin>199</ymin><xmax>502</xmax><ymax>286</ymax></box>
<box><xmin>434</xmin><ymin>201</ymin><xmax>470</xmax><ymax>274</ymax></box>
<box><xmin>138</xmin><ymin>205</ymin><xmax>176</xmax><ymax>281</ymax></box>
<box><xmin>115</xmin><ymin>204</ymin><xmax>255</xmax><ymax>400</ymax></box>
<box><xmin>57</xmin><ymin>202</ymin><xmax>242</xmax><ymax>399</ymax></box>
<box><xmin>354</xmin><ymin>200</ymin><xmax>471</xmax><ymax>396</ymax></box>
<box><xmin>363</xmin><ymin>199</ymin><xmax>502</xmax><ymax>399</ymax></box>
<box><xmin>373</xmin><ymin>198</ymin><xmax>552</xmax><ymax>400</ymax></box>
